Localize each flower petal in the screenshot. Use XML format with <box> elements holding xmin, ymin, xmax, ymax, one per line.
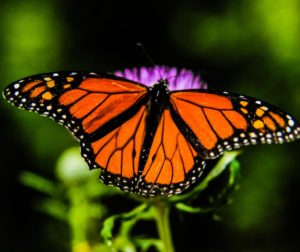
<box><xmin>114</xmin><ymin>66</ymin><xmax>207</xmax><ymax>91</ymax></box>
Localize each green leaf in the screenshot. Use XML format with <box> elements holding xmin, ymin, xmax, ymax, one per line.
<box><xmin>133</xmin><ymin>238</ymin><xmax>163</xmax><ymax>252</ymax></box>
<box><xmin>100</xmin><ymin>203</ymin><xmax>150</xmax><ymax>246</ymax></box>
<box><xmin>101</xmin><ymin>215</ymin><xmax>115</xmax><ymax>245</ymax></box>
<box><xmin>175</xmin><ymin>202</ymin><xmax>216</xmax><ymax>214</ymax></box>
<box><xmin>19</xmin><ymin>171</ymin><xmax>60</xmax><ymax>196</ymax></box>
<box><xmin>228</xmin><ymin>159</ymin><xmax>240</xmax><ymax>186</ymax></box>
<box><xmin>171</xmin><ymin>151</ymin><xmax>240</xmax><ymax>203</ymax></box>
<box><xmin>38</xmin><ymin>198</ymin><xmax>68</xmax><ymax>221</ymax></box>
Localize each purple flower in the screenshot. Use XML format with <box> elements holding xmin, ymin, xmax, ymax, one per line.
<box><xmin>114</xmin><ymin>66</ymin><xmax>207</xmax><ymax>91</ymax></box>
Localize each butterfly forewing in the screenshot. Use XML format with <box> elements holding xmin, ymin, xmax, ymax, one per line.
<box><xmin>170</xmin><ymin>90</ymin><xmax>300</xmax><ymax>159</ymax></box>
<box><xmin>3</xmin><ymin>72</ymin><xmax>148</xmax><ymax>139</ymax></box>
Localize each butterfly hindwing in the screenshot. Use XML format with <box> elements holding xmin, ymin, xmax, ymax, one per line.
<box><xmin>170</xmin><ymin>90</ymin><xmax>300</xmax><ymax>159</ymax></box>
<box><xmin>83</xmin><ymin>105</ymin><xmax>148</xmax><ymax>193</ymax></box>
<box><xmin>137</xmin><ymin>109</ymin><xmax>205</xmax><ymax>196</ymax></box>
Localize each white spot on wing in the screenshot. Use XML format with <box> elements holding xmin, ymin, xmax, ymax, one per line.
<box><xmin>288</xmin><ymin>120</ymin><xmax>295</xmax><ymax>127</ymax></box>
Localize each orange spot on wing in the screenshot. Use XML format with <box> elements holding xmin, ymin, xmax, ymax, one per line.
<box><xmin>172</xmin><ymin>92</ymin><xmax>233</xmax><ymax>109</ymax></box>
<box><xmin>63</xmin><ymin>84</ymin><xmax>71</xmax><ymax>89</ymax></box>
<box><xmin>240</xmin><ymin>100</ymin><xmax>248</xmax><ymax>107</ymax></box>
<box><xmin>42</xmin><ymin>91</ymin><xmax>53</xmax><ymax>100</ymax></box>
<box><xmin>240</xmin><ymin>108</ymin><xmax>248</xmax><ymax>114</ymax></box>
<box><xmin>262</xmin><ymin>116</ymin><xmax>276</xmax><ymax>131</ymax></box>
<box><xmin>253</xmin><ymin>120</ymin><xmax>264</xmax><ymax>129</ymax></box>
<box><xmin>59</xmin><ymin>89</ymin><xmax>88</xmax><ymax>105</ymax></box>
<box><xmin>204</xmin><ymin>108</ymin><xmax>234</xmax><ymax>139</ymax></box>
<box><xmin>67</xmin><ymin>77</ymin><xmax>74</xmax><ymax>82</ymax></box>
<box><xmin>223</xmin><ymin>111</ymin><xmax>247</xmax><ymax>130</ymax></box>
<box><xmin>22</xmin><ymin>81</ymin><xmax>42</xmax><ymax>92</ymax></box>
<box><xmin>30</xmin><ymin>86</ymin><xmax>46</xmax><ymax>98</ymax></box>
<box><xmin>270</xmin><ymin>112</ymin><xmax>285</xmax><ymax>127</ymax></box>
<box><xmin>255</xmin><ymin>108</ymin><xmax>265</xmax><ymax>117</ymax></box>
<box><xmin>79</xmin><ymin>78</ymin><xmax>146</xmax><ymax>93</ymax></box>
<box><xmin>47</xmin><ymin>80</ymin><xmax>55</xmax><ymax>88</ymax></box>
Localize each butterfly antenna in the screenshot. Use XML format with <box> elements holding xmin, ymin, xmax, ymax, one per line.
<box><xmin>136</xmin><ymin>42</ymin><xmax>163</xmax><ymax>80</ymax></box>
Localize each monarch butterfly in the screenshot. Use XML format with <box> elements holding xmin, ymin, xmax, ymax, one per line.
<box><xmin>3</xmin><ymin>66</ymin><xmax>300</xmax><ymax>196</ymax></box>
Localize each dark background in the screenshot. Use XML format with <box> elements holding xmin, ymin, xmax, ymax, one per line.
<box><xmin>1</xmin><ymin>0</ymin><xmax>300</xmax><ymax>251</ymax></box>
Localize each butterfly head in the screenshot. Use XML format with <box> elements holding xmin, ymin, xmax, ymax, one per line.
<box><xmin>150</xmin><ymin>78</ymin><xmax>170</xmax><ymax>92</ymax></box>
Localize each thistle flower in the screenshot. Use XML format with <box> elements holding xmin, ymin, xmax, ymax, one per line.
<box><xmin>114</xmin><ymin>65</ymin><xmax>207</xmax><ymax>90</ymax></box>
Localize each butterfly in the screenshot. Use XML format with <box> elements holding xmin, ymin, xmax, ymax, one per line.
<box><xmin>3</xmin><ymin>70</ymin><xmax>300</xmax><ymax>196</ymax></box>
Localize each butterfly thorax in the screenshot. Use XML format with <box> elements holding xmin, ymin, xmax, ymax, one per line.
<box><xmin>149</xmin><ymin>79</ymin><xmax>170</xmax><ymax>104</ymax></box>
<box><xmin>146</xmin><ymin>78</ymin><xmax>171</xmax><ymax>129</ymax></box>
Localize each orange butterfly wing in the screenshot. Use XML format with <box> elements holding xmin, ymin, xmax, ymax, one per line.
<box><xmin>170</xmin><ymin>90</ymin><xmax>300</xmax><ymax>159</ymax></box>
<box><xmin>4</xmin><ymin>72</ymin><xmax>147</xmax><ymax>134</ymax></box>
<box><xmin>87</xmin><ymin>105</ymin><xmax>147</xmax><ymax>192</ymax></box>
<box><xmin>137</xmin><ymin>109</ymin><xmax>205</xmax><ymax>196</ymax></box>
<box><xmin>4</xmin><ymin>72</ymin><xmax>150</xmax><ymax>192</ymax></box>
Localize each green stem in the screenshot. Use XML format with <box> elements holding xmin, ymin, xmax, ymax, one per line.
<box><xmin>153</xmin><ymin>200</ymin><xmax>175</xmax><ymax>252</ymax></box>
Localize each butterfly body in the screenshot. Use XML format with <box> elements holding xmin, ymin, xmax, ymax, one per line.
<box><xmin>3</xmin><ymin>70</ymin><xmax>300</xmax><ymax>196</ymax></box>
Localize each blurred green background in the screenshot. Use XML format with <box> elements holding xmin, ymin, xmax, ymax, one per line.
<box><xmin>1</xmin><ymin>0</ymin><xmax>300</xmax><ymax>251</ymax></box>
